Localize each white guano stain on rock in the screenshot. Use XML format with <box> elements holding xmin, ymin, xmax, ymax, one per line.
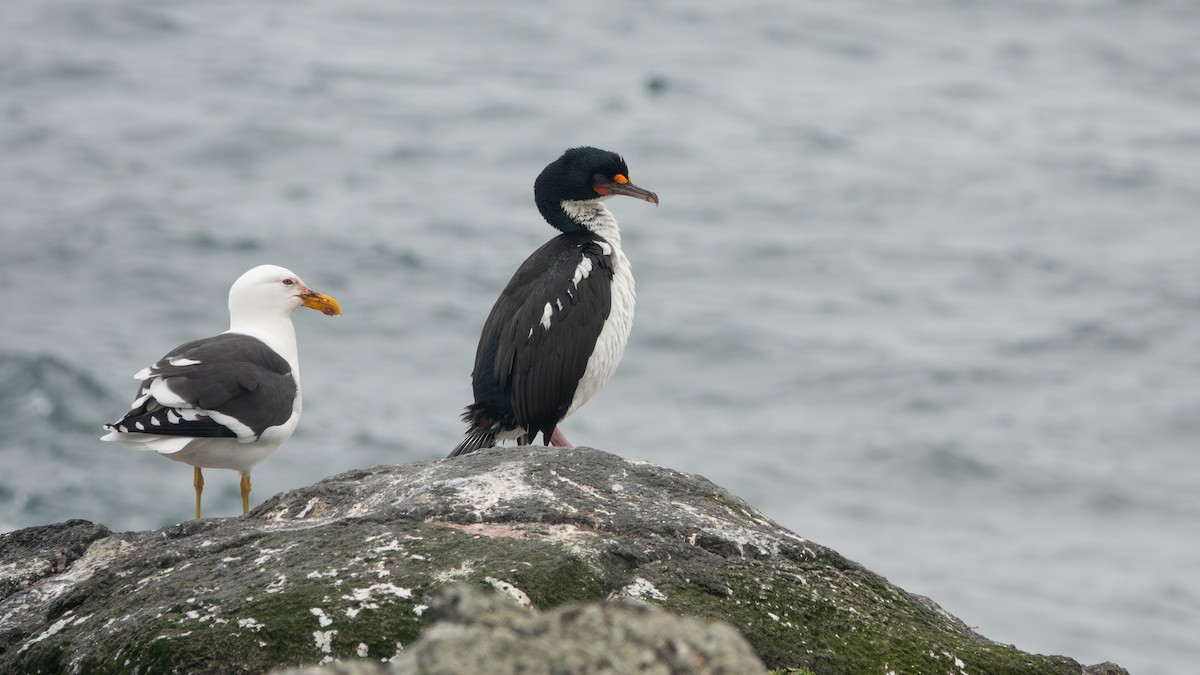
<box><xmin>296</xmin><ymin>497</ymin><xmax>321</xmax><ymax>519</ymax></box>
<box><xmin>436</xmin><ymin>462</ymin><xmax>560</xmax><ymax>518</ymax></box>
<box><xmin>251</xmin><ymin>541</ymin><xmax>302</xmax><ymax>567</ymax></box>
<box><xmin>372</xmin><ymin>538</ymin><xmax>403</xmax><ymax>553</ymax></box>
<box><xmin>611</xmin><ymin>577</ymin><xmax>667</xmax><ymax>602</ymax></box>
<box><xmin>938</xmin><ymin>649</ymin><xmax>968</xmax><ymax>675</ymax></box>
<box><xmin>433</xmin><ymin>561</ymin><xmax>475</xmax><ymax>583</ymax></box>
<box><xmin>671</xmin><ymin>500</ymin><xmax>792</xmax><ymax>557</ymax></box>
<box><xmin>310</xmin><ymin>608</ymin><xmax>333</xmax><ymax>627</ymax></box>
<box><xmin>549</xmin><ymin>470</ymin><xmax>605</xmax><ymax>500</ymax></box>
<box><xmin>341</xmin><ymin>583</ymin><xmax>414</xmax><ymax>613</ymax></box>
<box><xmin>484</xmin><ymin>577</ymin><xmax>531</xmax><ymax>607</ymax></box>
<box><xmin>18</xmin><ymin>613</ymin><xmax>74</xmax><ymax>653</ymax></box>
<box><xmin>8</xmin><ymin>530</ymin><xmax>134</xmax><ymax>629</ymax></box>
<box><xmin>313</xmin><ymin>629</ymin><xmax>337</xmax><ymax>660</ymax></box>
<box><xmin>265</xmin><ymin>574</ymin><xmax>287</xmax><ymax>594</ymax></box>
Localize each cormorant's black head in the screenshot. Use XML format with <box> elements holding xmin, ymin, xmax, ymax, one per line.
<box><xmin>534</xmin><ymin>146</ymin><xmax>659</xmax><ymax>233</ymax></box>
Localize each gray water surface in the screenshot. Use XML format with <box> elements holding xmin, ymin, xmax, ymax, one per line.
<box><xmin>2</xmin><ymin>2</ymin><xmax>1198</xmax><ymax>673</ymax></box>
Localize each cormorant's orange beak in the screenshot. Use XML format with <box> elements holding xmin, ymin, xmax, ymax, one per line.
<box><xmin>598</xmin><ymin>173</ymin><xmax>659</xmax><ymax>205</ymax></box>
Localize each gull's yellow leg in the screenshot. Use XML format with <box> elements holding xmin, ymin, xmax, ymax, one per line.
<box><xmin>193</xmin><ymin>467</ymin><xmax>204</xmax><ymax>520</ymax></box>
<box><xmin>240</xmin><ymin>473</ymin><xmax>252</xmax><ymax>515</ymax></box>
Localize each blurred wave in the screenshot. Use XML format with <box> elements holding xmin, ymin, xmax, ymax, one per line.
<box><xmin>0</xmin><ymin>353</ymin><xmax>108</xmax><ymax>435</ymax></box>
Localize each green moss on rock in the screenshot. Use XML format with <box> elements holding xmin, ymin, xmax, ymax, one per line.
<box><xmin>0</xmin><ymin>447</ymin><xmax>1124</xmax><ymax>674</ymax></box>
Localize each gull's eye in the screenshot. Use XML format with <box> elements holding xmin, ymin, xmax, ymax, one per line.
<box><xmin>282</xmin><ymin>278</ymin><xmax>296</xmax><ymax>286</ymax></box>
<box><xmin>593</xmin><ymin>173</ymin><xmax>610</xmax><ymax>183</ymax></box>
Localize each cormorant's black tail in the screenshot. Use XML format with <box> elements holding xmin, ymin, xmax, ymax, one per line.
<box><xmin>449</xmin><ymin>404</ymin><xmax>503</xmax><ymax>458</ymax></box>
<box><xmin>449</xmin><ymin>428</ymin><xmax>497</xmax><ymax>458</ymax></box>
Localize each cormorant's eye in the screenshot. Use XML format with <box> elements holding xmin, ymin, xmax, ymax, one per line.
<box><xmin>593</xmin><ymin>173</ymin><xmax>610</xmax><ymax>183</ymax></box>
<box><xmin>282</xmin><ymin>278</ymin><xmax>295</xmax><ymax>286</ymax></box>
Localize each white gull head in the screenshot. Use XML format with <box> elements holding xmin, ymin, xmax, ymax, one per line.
<box><xmin>226</xmin><ymin>265</ymin><xmax>342</xmax><ymax>371</ymax></box>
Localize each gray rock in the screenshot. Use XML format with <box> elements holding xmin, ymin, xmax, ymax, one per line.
<box><xmin>0</xmin><ymin>519</ymin><xmax>110</xmax><ymax>601</ymax></box>
<box><xmin>1083</xmin><ymin>664</ymin><xmax>1129</xmax><ymax>675</ymax></box>
<box><xmin>274</xmin><ymin>584</ymin><xmax>766</xmax><ymax>675</ymax></box>
<box><xmin>0</xmin><ymin>519</ymin><xmax>112</xmax><ymax>647</ymax></box>
<box><xmin>0</xmin><ymin>446</ymin><xmax>1126</xmax><ymax>674</ymax></box>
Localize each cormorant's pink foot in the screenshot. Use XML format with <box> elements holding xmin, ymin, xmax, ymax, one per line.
<box><xmin>548</xmin><ymin>427</ymin><xmax>573</xmax><ymax>447</ymax></box>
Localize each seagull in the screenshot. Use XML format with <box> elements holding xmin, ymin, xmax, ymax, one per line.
<box><xmin>101</xmin><ymin>264</ymin><xmax>342</xmax><ymax>518</ymax></box>
<box><xmin>451</xmin><ymin>146</ymin><xmax>658</xmax><ymax>457</ymax></box>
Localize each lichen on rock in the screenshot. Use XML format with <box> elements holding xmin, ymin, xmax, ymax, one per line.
<box><xmin>269</xmin><ymin>584</ymin><xmax>766</xmax><ymax>675</ymax></box>
<box><xmin>0</xmin><ymin>446</ymin><xmax>1126</xmax><ymax>674</ymax></box>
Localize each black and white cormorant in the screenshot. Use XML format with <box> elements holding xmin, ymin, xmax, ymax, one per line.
<box><xmin>450</xmin><ymin>146</ymin><xmax>658</xmax><ymax>457</ymax></box>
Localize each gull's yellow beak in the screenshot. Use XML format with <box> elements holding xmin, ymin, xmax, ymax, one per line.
<box><xmin>299</xmin><ymin>288</ymin><xmax>343</xmax><ymax>317</ymax></box>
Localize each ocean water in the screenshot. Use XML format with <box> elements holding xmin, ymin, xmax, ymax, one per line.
<box><xmin>2</xmin><ymin>1</ymin><xmax>1198</xmax><ymax>672</ymax></box>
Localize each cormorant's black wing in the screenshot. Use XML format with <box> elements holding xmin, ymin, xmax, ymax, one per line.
<box><xmin>472</xmin><ymin>232</ymin><xmax>613</xmax><ymax>441</ymax></box>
